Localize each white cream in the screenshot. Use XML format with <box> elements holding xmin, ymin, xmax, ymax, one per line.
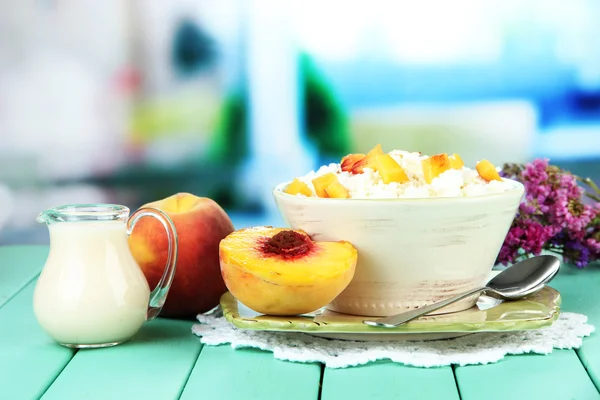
<box><xmin>33</xmin><ymin>221</ymin><xmax>150</xmax><ymax>346</ymax></box>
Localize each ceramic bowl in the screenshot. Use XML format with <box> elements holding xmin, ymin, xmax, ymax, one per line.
<box><xmin>272</xmin><ymin>180</ymin><xmax>524</xmax><ymax>317</ymax></box>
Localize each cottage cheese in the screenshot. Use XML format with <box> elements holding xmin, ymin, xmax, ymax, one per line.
<box><xmin>297</xmin><ymin>150</ymin><xmax>515</xmax><ymax>199</ymax></box>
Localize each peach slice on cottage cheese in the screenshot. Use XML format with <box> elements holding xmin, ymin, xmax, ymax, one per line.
<box><xmin>324</xmin><ymin>181</ymin><xmax>350</xmax><ymax>198</ymax></box>
<box><xmin>341</xmin><ymin>153</ymin><xmax>365</xmax><ymax>172</ymax></box>
<box><xmin>422</xmin><ymin>153</ymin><xmax>452</xmax><ymax>184</ymax></box>
<box><xmin>351</xmin><ymin>144</ymin><xmax>384</xmax><ymax>174</ymax></box>
<box><xmin>476</xmin><ymin>159</ymin><xmax>503</xmax><ymax>182</ymax></box>
<box><xmin>284</xmin><ymin>178</ymin><xmax>313</xmax><ymax>197</ymax></box>
<box><xmin>449</xmin><ymin>153</ymin><xmax>465</xmax><ymax>169</ymax></box>
<box><xmin>375</xmin><ymin>153</ymin><xmax>409</xmax><ymax>184</ymax></box>
<box><xmin>312</xmin><ymin>172</ymin><xmax>338</xmax><ymax>198</ymax></box>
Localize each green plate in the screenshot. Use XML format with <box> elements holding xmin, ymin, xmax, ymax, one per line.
<box><xmin>220</xmin><ymin>287</ymin><xmax>561</xmax><ymax>341</ymax></box>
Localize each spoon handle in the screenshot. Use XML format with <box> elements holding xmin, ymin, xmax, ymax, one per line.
<box><xmin>363</xmin><ymin>286</ymin><xmax>487</xmax><ymax>328</ymax></box>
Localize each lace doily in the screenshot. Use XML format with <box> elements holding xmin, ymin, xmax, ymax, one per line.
<box><xmin>192</xmin><ymin>311</ymin><xmax>594</xmax><ymax>368</ymax></box>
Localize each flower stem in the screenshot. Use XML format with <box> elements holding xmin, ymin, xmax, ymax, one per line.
<box><xmin>581</xmin><ymin>177</ymin><xmax>600</xmax><ymax>196</ymax></box>
<box><xmin>585</xmin><ymin>192</ymin><xmax>600</xmax><ymax>202</ymax></box>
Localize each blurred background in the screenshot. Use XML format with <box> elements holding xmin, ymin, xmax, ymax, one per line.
<box><xmin>1</xmin><ymin>0</ymin><xmax>599</xmax><ymax>244</ymax></box>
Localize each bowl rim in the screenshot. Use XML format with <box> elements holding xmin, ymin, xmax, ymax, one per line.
<box><xmin>272</xmin><ymin>178</ymin><xmax>525</xmax><ymax>203</ymax></box>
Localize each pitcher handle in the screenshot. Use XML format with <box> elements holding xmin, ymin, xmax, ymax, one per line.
<box><xmin>127</xmin><ymin>207</ymin><xmax>179</xmax><ymax>320</ymax></box>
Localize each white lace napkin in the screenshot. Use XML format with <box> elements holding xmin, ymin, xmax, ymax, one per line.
<box><xmin>192</xmin><ymin>311</ymin><xmax>594</xmax><ymax>368</ymax></box>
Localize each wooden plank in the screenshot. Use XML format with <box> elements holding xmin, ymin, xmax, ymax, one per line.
<box><xmin>456</xmin><ymin>350</ymin><xmax>599</xmax><ymax>400</ymax></box>
<box><xmin>549</xmin><ymin>267</ymin><xmax>600</xmax><ymax>392</ymax></box>
<box><xmin>321</xmin><ymin>362</ymin><xmax>459</xmax><ymax>400</ymax></box>
<box><xmin>180</xmin><ymin>345</ymin><xmax>321</xmax><ymax>400</ymax></box>
<box><xmin>0</xmin><ymin>245</ymin><xmax>47</xmax><ymax>308</ymax></box>
<box><xmin>0</xmin><ymin>280</ymin><xmax>75</xmax><ymax>400</ymax></box>
<box><xmin>41</xmin><ymin>318</ymin><xmax>201</xmax><ymax>400</ymax></box>
<box><xmin>0</xmin><ymin>244</ymin><xmax>200</xmax><ymax>399</ymax></box>
<box><xmin>1</xmin><ymin>243</ymin><xmax>597</xmax><ymax>400</ymax></box>
<box><xmin>455</xmin><ymin>266</ymin><xmax>600</xmax><ymax>400</ymax></box>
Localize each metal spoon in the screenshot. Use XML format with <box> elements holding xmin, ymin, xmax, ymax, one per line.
<box><xmin>476</xmin><ymin>276</ymin><xmax>551</xmax><ymax>311</ymax></box>
<box><xmin>476</xmin><ymin>262</ymin><xmax>560</xmax><ymax>310</ymax></box>
<box><xmin>363</xmin><ymin>255</ymin><xmax>561</xmax><ymax>328</ymax></box>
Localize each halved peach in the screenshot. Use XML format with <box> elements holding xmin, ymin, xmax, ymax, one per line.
<box><xmin>219</xmin><ymin>227</ymin><xmax>358</xmax><ymax>315</ymax></box>
<box><xmin>375</xmin><ymin>153</ymin><xmax>409</xmax><ymax>184</ymax></box>
<box><xmin>284</xmin><ymin>178</ymin><xmax>313</xmax><ymax>197</ymax></box>
<box><xmin>341</xmin><ymin>154</ymin><xmax>365</xmax><ymax>172</ymax></box>
<box><xmin>476</xmin><ymin>159</ymin><xmax>503</xmax><ymax>181</ymax></box>
<box><xmin>351</xmin><ymin>144</ymin><xmax>384</xmax><ymax>174</ymax></box>
<box><xmin>311</xmin><ymin>173</ymin><xmax>338</xmax><ymax>198</ymax></box>
<box><xmin>422</xmin><ymin>153</ymin><xmax>452</xmax><ymax>184</ymax></box>
<box><xmin>449</xmin><ymin>153</ymin><xmax>464</xmax><ymax>169</ymax></box>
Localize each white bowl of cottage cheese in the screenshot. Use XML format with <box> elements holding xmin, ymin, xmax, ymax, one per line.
<box><xmin>272</xmin><ymin>147</ymin><xmax>524</xmax><ymax>317</ymax></box>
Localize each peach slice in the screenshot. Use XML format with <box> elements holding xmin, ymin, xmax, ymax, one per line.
<box><xmin>311</xmin><ymin>173</ymin><xmax>338</xmax><ymax>198</ymax></box>
<box><xmin>341</xmin><ymin>154</ymin><xmax>365</xmax><ymax>172</ymax></box>
<box><xmin>375</xmin><ymin>153</ymin><xmax>409</xmax><ymax>184</ymax></box>
<box><xmin>422</xmin><ymin>153</ymin><xmax>452</xmax><ymax>184</ymax></box>
<box><xmin>449</xmin><ymin>153</ymin><xmax>464</xmax><ymax>170</ymax></box>
<box><xmin>219</xmin><ymin>227</ymin><xmax>358</xmax><ymax>315</ymax></box>
<box><xmin>351</xmin><ymin>144</ymin><xmax>384</xmax><ymax>174</ymax></box>
<box><xmin>476</xmin><ymin>159</ymin><xmax>503</xmax><ymax>181</ymax></box>
<box><xmin>284</xmin><ymin>178</ymin><xmax>313</xmax><ymax>197</ymax></box>
<box><xmin>325</xmin><ymin>181</ymin><xmax>350</xmax><ymax>198</ymax></box>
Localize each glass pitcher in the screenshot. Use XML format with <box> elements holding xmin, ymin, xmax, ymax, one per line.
<box><xmin>34</xmin><ymin>204</ymin><xmax>178</xmax><ymax>348</ymax></box>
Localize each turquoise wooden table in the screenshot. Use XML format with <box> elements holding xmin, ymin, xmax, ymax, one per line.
<box><xmin>2</xmin><ymin>245</ymin><xmax>600</xmax><ymax>400</ymax></box>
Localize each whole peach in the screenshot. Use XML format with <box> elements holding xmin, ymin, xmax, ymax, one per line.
<box><xmin>129</xmin><ymin>193</ymin><xmax>234</xmax><ymax>319</ymax></box>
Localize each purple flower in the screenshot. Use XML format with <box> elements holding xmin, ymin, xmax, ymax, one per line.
<box><xmin>496</xmin><ymin>244</ymin><xmax>520</xmax><ymax>266</ymax></box>
<box><xmin>586</xmin><ymin>216</ymin><xmax>600</xmax><ymax>256</ymax></box>
<box><xmin>518</xmin><ymin>201</ymin><xmax>538</xmax><ymax>216</ymax></box>
<box><xmin>550</xmin><ymin>198</ymin><xmax>594</xmax><ymax>239</ymax></box>
<box><xmin>498</xmin><ymin>158</ymin><xmax>599</xmax><ymax>268</ymax></box>
<box><xmin>521</xmin><ymin>219</ymin><xmax>556</xmax><ymax>254</ymax></box>
<box><xmin>563</xmin><ymin>241</ymin><xmax>591</xmax><ymax>268</ymax></box>
<box><xmin>522</xmin><ymin>159</ymin><xmax>549</xmax><ymax>187</ymax></box>
<box><xmin>522</xmin><ymin>159</ymin><xmax>552</xmax><ymax>210</ymax></box>
<box><xmin>586</xmin><ymin>237</ymin><xmax>600</xmax><ymax>255</ymax></box>
<box><xmin>497</xmin><ymin>218</ymin><xmax>557</xmax><ymax>265</ymax></box>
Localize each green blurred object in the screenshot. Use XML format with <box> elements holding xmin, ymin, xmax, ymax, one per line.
<box><xmin>171</xmin><ymin>18</ymin><xmax>217</xmax><ymax>78</ymax></box>
<box><xmin>300</xmin><ymin>54</ymin><xmax>351</xmax><ymax>160</ymax></box>
<box><xmin>130</xmin><ymin>91</ymin><xmax>221</xmax><ymax>142</ymax></box>
<box><xmin>208</xmin><ymin>88</ymin><xmax>249</xmax><ymax>165</ymax></box>
<box><xmin>122</xmin><ymin>54</ymin><xmax>350</xmax><ymax>211</ymax></box>
<box><xmin>210</xmin><ymin>54</ymin><xmax>351</xmax><ymax>166</ymax></box>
